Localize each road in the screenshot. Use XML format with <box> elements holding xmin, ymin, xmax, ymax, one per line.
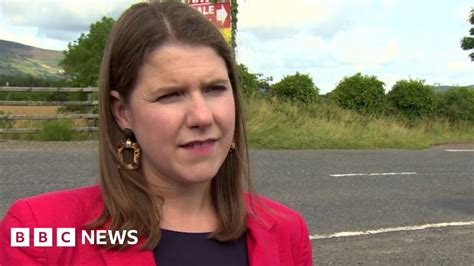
<box><xmin>1</xmin><ymin>141</ymin><xmax>473</xmax><ymax>264</ymax></box>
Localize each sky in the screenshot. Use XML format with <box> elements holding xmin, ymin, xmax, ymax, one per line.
<box><xmin>0</xmin><ymin>0</ymin><xmax>473</xmax><ymax>93</ymax></box>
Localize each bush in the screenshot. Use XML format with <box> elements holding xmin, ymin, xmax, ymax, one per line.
<box><xmin>387</xmin><ymin>79</ymin><xmax>435</xmax><ymax>120</ymax></box>
<box><xmin>271</xmin><ymin>72</ymin><xmax>319</xmax><ymax>104</ymax></box>
<box><xmin>435</xmin><ymin>87</ymin><xmax>474</xmax><ymax>122</ymax></box>
<box><xmin>332</xmin><ymin>73</ymin><xmax>386</xmax><ymax>115</ymax></box>
<box><xmin>38</xmin><ymin>120</ymin><xmax>73</xmax><ymax>141</ymax></box>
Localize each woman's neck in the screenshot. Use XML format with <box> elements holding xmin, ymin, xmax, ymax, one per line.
<box><xmin>152</xmin><ymin>180</ymin><xmax>218</xmax><ymax>232</ymax></box>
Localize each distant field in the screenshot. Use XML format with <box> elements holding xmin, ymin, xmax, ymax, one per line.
<box><xmin>0</xmin><ymin>106</ymin><xmax>58</xmax><ymax>114</ymax></box>
<box><xmin>0</xmin><ymin>106</ymin><xmax>87</xmax><ymax>128</ymax></box>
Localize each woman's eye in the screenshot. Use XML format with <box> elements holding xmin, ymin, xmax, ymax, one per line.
<box><xmin>157</xmin><ymin>92</ymin><xmax>181</xmax><ymax>101</ymax></box>
<box><xmin>206</xmin><ymin>85</ymin><xmax>227</xmax><ymax>93</ymax></box>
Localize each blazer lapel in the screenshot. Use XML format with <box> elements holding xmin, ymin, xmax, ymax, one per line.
<box><xmin>246</xmin><ymin>210</ymin><xmax>279</xmax><ymax>266</ymax></box>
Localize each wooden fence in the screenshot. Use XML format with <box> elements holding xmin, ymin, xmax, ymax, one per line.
<box><xmin>0</xmin><ymin>87</ymin><xmax>99</xmax><ymax>139</ymax></box>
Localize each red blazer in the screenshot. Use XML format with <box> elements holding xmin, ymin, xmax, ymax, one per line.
<box><xmin>0</xmin><ymin>185</ymin><xmax>312</xmax><ymax>265</ymax></box>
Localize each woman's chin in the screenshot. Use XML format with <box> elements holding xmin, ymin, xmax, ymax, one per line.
<box><xmin>179</xmin><ymin>172</ymin><xmax>217</xmax><ymax>185</ymax></box>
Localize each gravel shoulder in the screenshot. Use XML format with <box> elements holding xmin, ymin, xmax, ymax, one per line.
<box><xmin>0</xmin><ymin>141</ymin><xmax>99</xmax><ymax>151</ymax></box>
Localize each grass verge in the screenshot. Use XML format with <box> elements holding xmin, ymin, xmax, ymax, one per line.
<box><xmin>1</xmin><ymin>96</ymin><xmax>473</xmax><ymax>148</ymax></box>
<box><xmin>244</xmin><ymin>96</ymin><xmax>474</xmax><ymax>149</ymax></box>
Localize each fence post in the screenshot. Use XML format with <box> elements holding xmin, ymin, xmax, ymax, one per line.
<box><xmin>87</xmin><ymin>89</ymin><xmax>93</xmax><ymax>140</ymax></box>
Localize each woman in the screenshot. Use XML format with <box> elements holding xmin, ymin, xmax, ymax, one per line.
<box><xmin>0</xmin><ymin>2</ymin><xmax>312</xmax><ymax>265</ymax></box>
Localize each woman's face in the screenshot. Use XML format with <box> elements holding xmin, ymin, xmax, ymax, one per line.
<box><xmin>111</xmin><ymin>44</ymin><xmax>236</xmax><ymax>188</ymax></box>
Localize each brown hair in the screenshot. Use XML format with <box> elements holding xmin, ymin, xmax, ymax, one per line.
<box><xmin>93</xmin><ymin>1</ymin><xmax>252</xmax><ymax>249</ymax></box>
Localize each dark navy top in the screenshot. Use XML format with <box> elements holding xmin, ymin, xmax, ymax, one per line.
<box><xmin>153</xmin><ymin>229</ymin><xmax>249</xmax><ymax>266</ymax></box>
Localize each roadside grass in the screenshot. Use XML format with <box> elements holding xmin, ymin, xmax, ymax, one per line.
<box><xmin>1</xmin><ymin>94</ymin><xmax>473</xmax><ymax>147</ymax></box>
<box><xmin>37</xmin><ymin>120</ymin><xmax>73</xmax><ymax>141</ymax></box>
<box><xmin>244</xmin><ymin>96</ymin><xmax>474</xmax><ymax>149</ymax></box>
<box><xmin>0</xmin><ymin>108</ymin><xmax>93</xmax><ymax>141</ymax></box>
<box><xmin>0</xmin><ymin>102</ymin><xmax>94</xmax><ymax>141</ymax></box>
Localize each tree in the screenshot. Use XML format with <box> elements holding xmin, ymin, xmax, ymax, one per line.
<box><xmin>271</xmin><ymin>72</ymin><xmax>319</xmax><ymax>104</ymax></box>
<box><xmin>461</xmin><ymin>8</ymin><xmax>474</xmax><ymax>61</ymax></box>
<box><xmin>237</xmin><ymin>64</ymin><xmax>272</xmax><ymax>96</ymax></box>
<box><xmin>229</xmin><ymin>0</ymin><xmax>238</xmax><ymax>51</ymax></box>
<box><xmin>332</xmin><ymin>73</ymin><xmax>386</xmax><ymax>115</ymax></box>
<box><xmin>237</xmin><ymin>64</ymin><xmax>259</xmax><ymax>96</ymax></box>
<box><xmin>60</xmin><ymin>17</ymin><xmax>114</xmax><ymax>87</ymax></box>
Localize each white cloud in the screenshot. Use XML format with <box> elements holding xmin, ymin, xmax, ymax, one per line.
<box><xmin>238</xmin><ymin>0</ymin><xmax>367</xmax><ymax>41</ymax></box>
<box><xmin>329</xmin><ymin>27</ymin><xmax>398</xmax><ymax>65</ymax></box>
<box><xmin>1</xmin><ymin>0</ymin><xmax>133</xmax><ymax>40</ymax></box>
<box><xmin>239</xmin><ymin>0</ymin><xmax>329</xmax><ymax>29</ymax></box>
<box><xmin>236</xmin><ymin>0</ymin><xmax>407</xmax><ymax>92</ymax></box>
<box><xmin>0</xmin><ymin>0</ymin><xmax>471</xmax><ymax>91</ymax></box>
<box><xmin>447</xmin><ymin>61</ymin><xmax>471</xmax><ymax>72</ymax></box>
<box><xmin>376</xmin><ymin>42</ymin><xmax>400</xmax><ymax>64</ymax></box>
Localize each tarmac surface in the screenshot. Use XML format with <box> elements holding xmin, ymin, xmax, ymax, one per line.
<box><xmin>1</xmin><ymin>141</ymin><xmax>473</xmax><ymax>264</ymax></box>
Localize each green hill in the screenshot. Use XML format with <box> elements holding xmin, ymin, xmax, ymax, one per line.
<box><xmin>0</xmin><ymin>39</ymin><xmax>64</xmax><ymax>78</ymax></box>
<box><xmin>432</xmin><ymin>84</ymin><xmax>474</xmax><ymax>92</ymax></box>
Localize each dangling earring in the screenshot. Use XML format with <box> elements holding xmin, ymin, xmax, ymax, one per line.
<box><xmin>117</xmin><ymin>128</ymin><xmax>141</xmax><ymax>170</ymax></box>
<box><xmin>229</xmin><ymin>142</ymin><xmax>236</xmax><ymax>153</ymax></box>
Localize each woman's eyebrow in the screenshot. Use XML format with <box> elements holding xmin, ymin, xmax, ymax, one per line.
<box><xmin>201</xmin><ymin>78</ymin><xmax>231</xmax><ymax>87</ymax></box>
<box><xmin>152</xmin><ymin>78</ymin><xmax>230</xmax><ymax>93</ymax></box>
<box><xmin>152</xmin><ymin>86</ymin><xmax>184</xmax><ymax>95</ymax></box>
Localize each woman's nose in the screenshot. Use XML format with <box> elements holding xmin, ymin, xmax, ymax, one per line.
<box><xmin>185</xmin><ymin>94</ymin><xmax>213</xmax><ymax>128</ymax></box>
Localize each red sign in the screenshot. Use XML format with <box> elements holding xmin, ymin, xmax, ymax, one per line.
<box><xmin>188</xmin><ymin>1</ymin><xmax>231</xmax><ymax>29</ymax></box>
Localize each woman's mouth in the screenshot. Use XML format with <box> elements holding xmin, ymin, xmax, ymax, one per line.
<box><xmin>180</xmin><ymin>139</ymin><xmax>217</xmax><ymax>154</ymax></box>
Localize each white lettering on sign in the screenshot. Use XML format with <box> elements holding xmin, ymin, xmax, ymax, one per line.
<box><xmin>195</xmin><ymin>5</ymin><xmax>215</xmax><ymax>15</ymax></box>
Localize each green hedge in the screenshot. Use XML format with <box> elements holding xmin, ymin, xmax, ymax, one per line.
<box><xmin>387</xmin><ymin>79</ymin><xmax>435</xmax><ymax>120</ymax></box>
<box><xmin>271</xmin><ymin>72</ymin><xmax>319</xmax><ymax>104</ymax></box>
<box><xmin>332</xmin><ymin>73</ymin><xmax>386</xmax><ymax>115</ymax></box>
<box><xmin>435</xmin><ymin>87</ymin><xmax>474</xmax><ymax>122</ymax></box>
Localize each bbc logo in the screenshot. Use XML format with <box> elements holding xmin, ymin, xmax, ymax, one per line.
<box><xmin>11</xmin><ymin>228</ymin><xmax>76</xmax><ymax>247</ymax></box>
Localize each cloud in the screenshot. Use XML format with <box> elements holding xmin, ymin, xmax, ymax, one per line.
<box><xmin>1</xmin><ymin>0</ymin><xmax>133</xmax><ymax>41</ymax></box>
<box><xmin>236</xmin><ymin>0</ymin><xmax>406</xmax><ymax>93</ymax></box>
<box><xmin>41</xmin><ymin>29</ymin><xmax>84</xmax><ymax>42</ymax></box>
<box><xmin>236</xmin><ymin>0</ymin><xmax>403</xmax><ymax>65</ymax></box>
<box><xmin>326</xmin><ymin>27</ymin><xmax>400</xmax><ymax>66</ymax></box>
<box><xmin>0</xmin><ymin>26</ymin><xmax>68</xmax><ymax>51</ymax></box>
<box><xmin>238</xmin><ymin>0</ymin><xmax>360</xmax><ymax>40</ymax></box>
<box><xmin>447</xmin><ymin>61</ymin><xmax>471</xmax><ymax>72</ymax></box>
<box><xmin>376</xmin><ymin>42</ymin><xmax>400</xmax><ymax>64</ymax></box>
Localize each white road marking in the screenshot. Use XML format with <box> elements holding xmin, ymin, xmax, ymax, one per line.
<box><xmin>330</xmin><ymin>172</ymin><xmax>417</xmax><ymax>177</ymax></box>
<box><xmin>445</xmin><ymin>149</ymin><xmax>474</xmax><ymax>152</ymax></box>
<box><xmin>309</xmin><ymin>221</ymin><xmax>474</xmax><ymax>240</ymax></box>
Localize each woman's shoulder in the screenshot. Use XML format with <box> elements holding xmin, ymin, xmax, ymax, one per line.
<box><xmin>245</xmin><ymin>192</ymin><xmax>301</xmax><ymax>215</ymax></box>
<box><xmin>2</xmin><ymin>185</ymin><xmax>103</xmax><ymax>227</ymax></box>
<box><xmin>16</xmin><ymin>185</ymin><xmax>100</xmax><ymax>202</ymax></box>
<box><xmin>244</xmin><ymin>192</ymin><xmax>307</xmax><ymax>231</ymax></box>
<box><xmin>245</xmin><ymin>193</ymin><xmax>313</xmax><ymax>265</ymax></box>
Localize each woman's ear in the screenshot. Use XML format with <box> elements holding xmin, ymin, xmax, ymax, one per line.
<box><xmin>110</xmin><ymin>90</ymin><xmax>132</xmax><ymax>130</ymax></box>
